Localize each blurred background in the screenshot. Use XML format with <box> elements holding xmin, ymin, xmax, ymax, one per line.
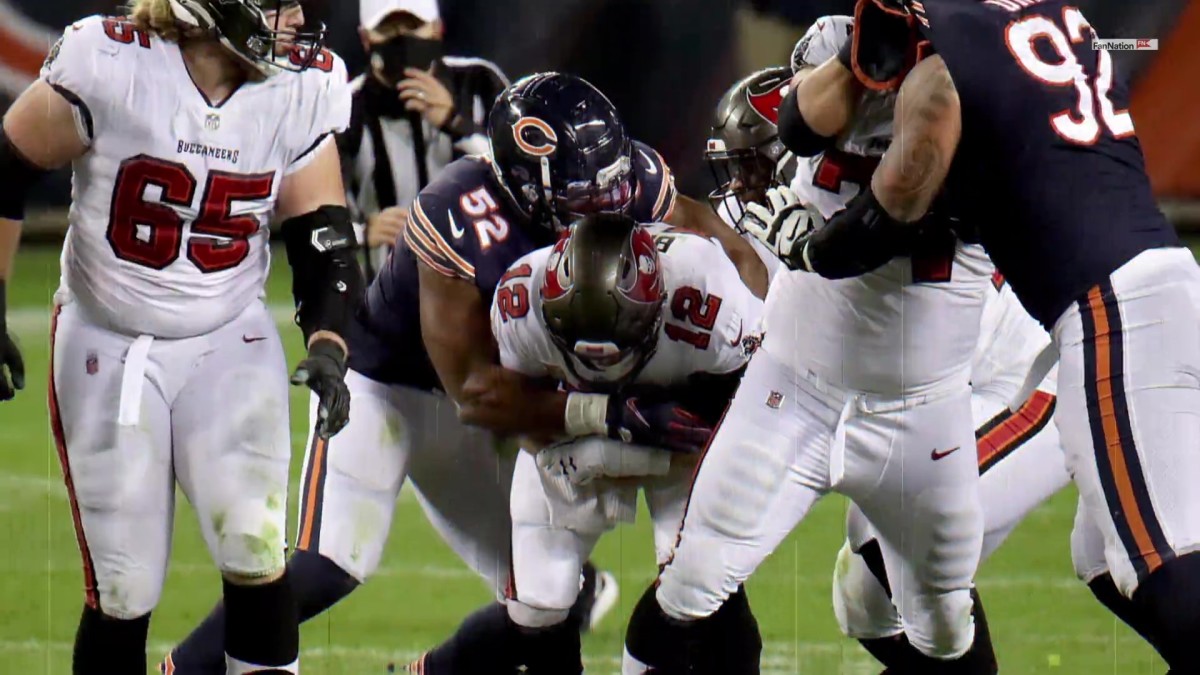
<box><xmin>2</xmin><ymin>0</ymin><xmax>1198</xmax><ymax>238</ymax></box>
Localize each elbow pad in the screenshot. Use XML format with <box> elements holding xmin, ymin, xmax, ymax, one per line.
<box><xmin>281</xmin><ymin>205</ymin><xmax>366</xmax><ymax>342</ymax></box>
<box><xmin>803</xmin><ymin>186</ymin><xmax>910</xmax><ymax>279</ymax></box>
<box><xmin>0</xmin><ymin>125</ymin><xmax>50</xmax><ymax>220</ymax></box>
<box><xmin>776</xmin><ymin>87</ymin><xmax>837</xmax><ymax>158</ymax></box>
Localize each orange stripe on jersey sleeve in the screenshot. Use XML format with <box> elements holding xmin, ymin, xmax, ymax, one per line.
<box><xmin>652</xmin><ymin>150</ymin><xmax>677</xmax><ymax>222</ymax></box>
<box><xmin>402</xmin><ymin>220</ymin><xmax>461</xmax><ymax>278</ymax></box>
<box><xmin>411</xmin><ymin>199</ymin><xmax>476</xmax><ymax>279</ymax></box>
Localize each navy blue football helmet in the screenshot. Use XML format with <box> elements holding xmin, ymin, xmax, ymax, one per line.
<box><xmin>487</xmin><ymin>73</ymin><xmax>634</xmax><ymax>231</ymax></box>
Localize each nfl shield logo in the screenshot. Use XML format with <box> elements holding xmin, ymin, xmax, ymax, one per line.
<box><xmin>766</xmin><ymin>391</ymin><xmax>784</xmax><ymax>409</ymax></box>
<box><xmin>85</xmin><ymin>351</ymin><xmax>98</xmax><ymax>376</ymax></box>
<box><xmin>205</xmin><ymin>113</ymin><xmax>221</xmax><ymax>131</ymax></box>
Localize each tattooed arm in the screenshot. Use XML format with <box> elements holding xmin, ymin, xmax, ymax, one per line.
<box><xmin>872</xmin><ymin>54</ymin><xmax>961</xmax><ymax>221</ymax></box>
<box><xmin>771</xmin><ymin>55</ymin><xmax>963</xmax><ymax>279</ymax></box>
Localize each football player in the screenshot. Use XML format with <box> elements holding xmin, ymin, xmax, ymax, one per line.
<box><xmin>770</xmin><ymin>0</ymin><xmax>1200</xmax><ymax>669</ymax></box>
<box><xmin>419</xmin><ymin>212</ymin><xmax>763</xmax><ymax>673</ymax></box>
<box><xmin>834</xmin><ymin>271</ymin><xmax>1068</xmax><ymax>671</ymax></box>
<box><xmin>0</xmin><ymin>1</ymin><xmax>360</xmax><ymax>673</ymax></box>
<box><xmin>624</xmin><ymin>10</ymin><xmax>1000</xmax><ymax>673</ymax></box>
<box><xmin>704</xmin><ymin>65</ymin><xmax>797</xmax><ymax>281</ymax></box>
<box><xmin>164</xmin><ymin>72</ymin><xmax>762</xmax><ymax>674</ymax></box>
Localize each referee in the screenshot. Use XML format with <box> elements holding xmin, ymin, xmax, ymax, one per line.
<box><xmin>343</xmin><ymin>0</ymin><xmax>509</xmax><ymax>279</ymax></box>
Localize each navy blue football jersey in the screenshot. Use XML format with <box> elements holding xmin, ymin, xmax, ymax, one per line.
<box><xmin>348</xmin><ymin>140</ymin><xmax>678</xmax><ymax>390</ymax></box>
<box><xmin>911</xmin><ymin>0</ymin><xmax>1179</xmax><ymax>328</ymax></box>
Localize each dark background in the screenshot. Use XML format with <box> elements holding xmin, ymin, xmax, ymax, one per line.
<box><xmin>0</xmin><ymin>0</ymin><xmax>1189</xmax><ymax>207</ymax></box>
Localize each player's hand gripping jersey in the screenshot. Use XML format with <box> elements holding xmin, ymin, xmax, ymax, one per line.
<box><xmin>45</xmin><ymin>15</ymin><xmax>350</xmax><ymax>338</ymax></box>
<box><xmin>348</xmin><ymin>142</ymin><xmax>677</xmax><ymax>391</ymax></box>
<box><xmin>766</xmin><ymin>14</ymin><xmax>992</xmax><ymax>396</ymax></box>
<box><xmin>491</xmin><ymin>225</ymin><xmax>760</xmax><ymax>390</ymax></box>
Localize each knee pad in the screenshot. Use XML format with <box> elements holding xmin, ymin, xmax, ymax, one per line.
<box><xmin>508</xmin><ymin>599</ymin><xmax>571</xmax><ymax>629</ymax></box>
<box><xmin>903</xmin><ymin>587</ymin><xmax>976</xmax><ymax>660</ymax></box>
<box><xmin>214</xmin><ymin>500</ymin><xmax>286</xmax><ymax>579</ymax></box>
<box><xmin>832</xmin><ymin>540</ymin><xmax>904</xmax><ymax>640</ymax></box>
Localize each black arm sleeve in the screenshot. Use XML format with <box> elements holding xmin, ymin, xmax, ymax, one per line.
<box><xmin>280</xmin><ymin>205</ymin><xmax>366</xmax><ymax>344</ymax></box>
<box><xmin>776</xmin><ymin>87</ymin><xmax>837</xmax><ymax>158</ymax></box>
<box><xmin>0</xmin><ymin>124</ymin><xmax>52</xmax><ymax>220</ymax></box>
<box><xmin>803</xmin><ymin>186</ymin><xmax>914</xmax><ymax>279</ymax></box>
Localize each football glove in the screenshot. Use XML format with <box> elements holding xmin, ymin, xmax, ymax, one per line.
<box><xmin>606</xmin><ymin>393</ymin><xmax>712</xmax><ymax>455</ymax></box>
<box><xmin>839</xmin><ymin>0</ymin><xmax>919</xmax><ymax>91</ymax></box>
<box><xmin>742</xmin><ymin>186</ymin><xmax>823</xmax><ymax>271</ymax></box>
<box><xmin>538</xmin><ymin>439</ymin><xmax>671</xmax><ymax>486</ymax></box>
<box><xmin>0</xmin><ymin>280</ymin><xmax>24</xmax><ymax>402</ymax></box>
<box><xmin>291</xmin><ymin>338</ymin><xmax>351</xmax><ymax>439</ymax></box>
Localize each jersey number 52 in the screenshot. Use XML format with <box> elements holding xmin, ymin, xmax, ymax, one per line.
<box><xmin>1005</xmin><ymin>8</ymin><xmax>1134</xmax><ymax>145</ymax></box>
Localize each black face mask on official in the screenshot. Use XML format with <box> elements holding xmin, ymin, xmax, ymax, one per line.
<box><xmin>370</xmin><ymin>35</ymin><xmax>444</xmax><ymax>85</ymax></box>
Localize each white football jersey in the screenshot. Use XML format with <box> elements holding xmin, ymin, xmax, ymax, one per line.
<box><xmin>792</xmin><ymin>15</ymin><xmax>893</xmax><ymax>158</ymax></box>
<box><xmin>762</xmin><ymin>15</ymin><xmax>992</xmax><ymax>397</ymax></box>
<box><xmin>492</xmin><ymin>226</ymin><xmax>762</xmax><ymax>388</ymax></box>
<box><xmin>44</xmin><ymin>16</ymin><xmax>351</xmax><ymax>338</ymax></box>
<box><xmin>970</xmin><ymin>275</ymin><xmax>1053</xmax><ymax>403</ymax></box>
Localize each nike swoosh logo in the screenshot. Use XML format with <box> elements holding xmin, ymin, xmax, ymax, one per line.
<box><xmin>448</xmin><ymin>209</ymin><xmax>465</xmax><ymax>239</ymax></box>
<box><xmin>930</xmin><ymin>446</ymin><xmax>961</xmax><ymax>461</ymax></box>
<box><xmin>638</xmin><ymin>148</ymin><xmax>658</xmax><ymax>175</ymax></box>
<box><xmin>242</xmin><ymin>335</ymin><xmax>267</xmax><ymax>344</ymax></box>
<box><xmin>729</xmin><ymin>321</ymin><xmax>744</xmax><ymax>347</ymax></box>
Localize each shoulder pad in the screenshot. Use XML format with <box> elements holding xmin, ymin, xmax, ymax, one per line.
<box><xmin>40</xmin><ymin>15</ymin><xmax>139</xmax><ymax>144</ymax></box>
<box><xmin>792</xmin><ymin>15</ymin><xmax>854</xmax><ymax>71</ymax></box>
<box><xmin>402</xmin><ymin>157</ymin><xmax>508</xmax><ymax>283</ymax></box>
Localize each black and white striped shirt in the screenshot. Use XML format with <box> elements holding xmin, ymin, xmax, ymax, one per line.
<box><xmin>337</xmin><ymin>55</ymin><xmax>509</xmax><ymax>279</ymax></box>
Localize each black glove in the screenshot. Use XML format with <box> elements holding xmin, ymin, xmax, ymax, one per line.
<box><xmin>0</xmin><ymin>280</ymin><xmax>25</xmax><ymax>402</ymax></box>
<box><xmin>291</xmin><ymin>338</ymin><xmax>350</xmax><ymax>439</ymax></box>
<box><xmin>605</xmin><ymin>393</ymin><xmax>713</xmax><ymax>455</ymax></box>
<box><xmin>839</xmin><ymin>0</ymin><xmax>918</xmax><ymax>91</ymax></box>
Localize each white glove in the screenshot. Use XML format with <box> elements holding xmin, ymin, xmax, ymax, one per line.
<box><xmin>742</xmin><ymin>186</ymin><xmax>822</xmax><ymax>266</ymax></box>
<box><xmin>537</xmin><ymin>437</ymin><xmax>671</xmax><ymax>486</ymax></box>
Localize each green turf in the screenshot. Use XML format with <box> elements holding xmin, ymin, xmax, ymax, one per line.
<box><xmin>1</xmin><ymin>244</ymin><xmax>1174</xmax><ymax>674</ymax></box>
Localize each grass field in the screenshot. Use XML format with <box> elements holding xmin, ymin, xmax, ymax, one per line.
<box><xmin>0</xmin><ymin>244</ymin><xmax>1173</xmax><ymax>674</ymax></box>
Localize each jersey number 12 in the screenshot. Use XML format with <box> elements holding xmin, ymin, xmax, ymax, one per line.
<box><xmin>1005</xmin><ymin>8</ymin><xmax>1134</xmax><ymax>145</ymax></box>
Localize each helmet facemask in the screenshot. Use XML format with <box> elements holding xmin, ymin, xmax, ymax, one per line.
<box><xmin>706</xmin><ymin>140</ymin><xmax>782</xmax><ymax>225</ymax></box>
<box><xmin>171</xmin><ymin>0</ymin><xmax>328</xmax><ymax>77</ymax></box>
<box><xmin>550</xmin><ymin>153</ymin><xmax>635</xmax><ymax>231</ymax></box>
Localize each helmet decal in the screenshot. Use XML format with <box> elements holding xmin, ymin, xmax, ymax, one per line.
<box><xmin>542</xmin><ymin>237</ymin><xmax>573</xmax><ymax>301</ymax></box>
<box><xmin>746</xmin><ymin>78</ymin><xmax>789</xmax><ymax>125</ymax></box>
<box><xmin>513</xmin><ymin>116</ymin><xmax>559</xmax><ymax>157</ymax></box>
<box><xmin>619</xmin><ymin>228</ymin><xmax>664</xmax><ymax>305</ymax></box>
